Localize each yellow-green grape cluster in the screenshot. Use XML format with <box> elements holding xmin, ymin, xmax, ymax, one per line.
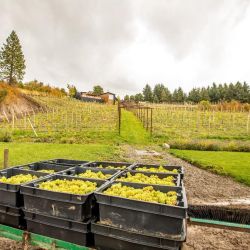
<box><xmin>39</xmin><ymin>179</ymin><xmax>97</xmax><ymax>195</ymax></box>
<box><xmin>77</xmin><ymin>170</ymin><xmax>111</xmax><ymax>180</ymax></box>
<box><xmin>136</xmin><ymin>165</ymin><xmax>178</xmax><ymax>174</ymax></box>
<box><xmin>117</xmin><ymin>172</ymin><xmax>176</xmax><ymax>186</ymax></box>
<box><xmin>103</xmin><ymin>183</ymin><xmax>177</xmax><ymax>205</ymax></box>
<box><xmin>37</xmin><ymin>169</ymin><xmax>55</xmax><ymax>174</ymax></box>
<box><xmin>97</xmin><ymin>165</ymin><xmax>126</xmax><ymax>170</ymax></box>
<box><xmin>0</xmin><ymin>174</ymin><xmax>38</xmax><ymax>184</ymax></box>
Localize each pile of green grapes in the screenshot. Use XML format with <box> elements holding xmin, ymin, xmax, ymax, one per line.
<box><xmin>37</xmin><ymin>169</ymin><xmax>55</xmax><ymax>174</ymax></box>
<box><xmin>39</xmin><ymin>179</ymin><xmax>97</xmax><ymax>195</ymax></box>
<box><xmin>136</xmin><ymin>165</ymin><xmax>178</xmax><ymax>174</ymax></box>
<box><xmin>0</xmin><ymin>174</ymin><xmax>38</xmax><ymax>184</ymax></box>
<box><xmin>77</xmin><ymin>170</ymin><xmax>111</xmax><ymax>180</ymax></box>
<box><xmin>117</xmin><ymin>172</ymin><xmax>176</xmax><ymax>186</ymax></box>
<box><xmin>103</xmin><ymin>183</ymin><xmax>177</xmax><ymax>205</ymax></box>
<box><xmin>97</xmin><ymin>165</ymin><xmax>126</xmax><ymax>170</ymax></box>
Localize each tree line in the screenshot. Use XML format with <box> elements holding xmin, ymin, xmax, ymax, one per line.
<box><xmin>124</xmin><ymin>82</ymin><xmax>250</xmax><ymax>104</ymax></box>
<box><xmin>1</xmin><ymin>31</ymin><xmax>250</xmax><ymax>104</ymax></box>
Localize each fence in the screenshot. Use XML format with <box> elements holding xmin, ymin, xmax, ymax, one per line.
<box><xmin>118</xmin><ymin>102</ymin><xmax>153</xmax><ymax>136</ymax></box>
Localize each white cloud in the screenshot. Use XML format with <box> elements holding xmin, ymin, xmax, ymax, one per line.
<box><xmin>0</xmin><ymin>0</ymin><xmax>249</xmax><ymax>96</ymax></box>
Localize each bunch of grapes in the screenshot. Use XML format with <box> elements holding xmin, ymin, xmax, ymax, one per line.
<box><xmin>39</xmin><ymin>179</ymin><xmax>97</xmax><ymax>195</ymax></box>
<box><xmin>103</xmin><ymin>183</ymin><xmax>177</xmax><ymax>205</ymax></box>
<box><xmin>37</xmin><ymin>169</ymin><xmax>55</xmax><ymax>174</ymax></box>
<box><xmin>0</xmin><ymin>174</ymin><xmax>38</xmax><ymax>184</ymax></box>
<box><xmin>77</xmin><ymin>170</ymin><xmax>112</xmax><ymax>180</ymax></box>
<box><xmin>136</xmin><ymin>165</ymin><xmax>178</xmax><ymax>174</ymax></box>
<box><xmin>117</xmin><ymin>172</ymin><xmax>176</xmax><ymax>186</ymax></box>
<box><xmin>97</xmin><ymin>165</ymin><xmax>126</xmax><ymax>170</ymax></box>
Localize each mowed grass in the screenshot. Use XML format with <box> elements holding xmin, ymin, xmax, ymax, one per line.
<box><xmin>170</xmin><ymin>149</ymin><xmax>250</xmax><ymax>186</ymax></box>
<box><xmin>120</xmin><ymin>110</ymin><xmax>151</xmax><ymax>145</ymax></box>
<box><xmin>0</xmin><ymin>143</ymin><xmax>121</xmax><ymax>168</ymax></box>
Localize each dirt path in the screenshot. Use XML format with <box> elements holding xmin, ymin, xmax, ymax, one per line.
<box><xmin>0</xmin><ymin>237</ymin><xmax>42</xmax><ymax>250</ymax></box>
<box><xmin>122</xmin><ymin>145</ymin><xmax>250</xmax><ymax>207</ymax></box>
<box><xmin>183</xmin><ymin>224</ymin><xmax>250</xmax><ymax>250</ymax></box>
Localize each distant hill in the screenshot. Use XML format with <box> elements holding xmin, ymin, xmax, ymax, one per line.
<box><xmin>0</xmin><ymin>82</ymin><xmax>42</xmax><ymax>120</ymax></box>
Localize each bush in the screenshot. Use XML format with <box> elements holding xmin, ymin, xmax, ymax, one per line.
<box><xmin>0</xmin><ymin>89</ymin><xmax>8</xmax><ymax>103</ymax></box>
<box><xmin>0</xmin><ymin>131</ymin><xmax>12</xmax><ymax>142</ymax></box>
<box><xmin>167</xmin><ymin>138</ymin><xmax>250</xmax><ymax>152</ymax></box>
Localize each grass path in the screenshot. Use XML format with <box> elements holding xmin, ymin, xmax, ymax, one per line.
<box><xmin>170</xmin><ymin>149</ymin><xmax>250</xmax><ymax>186</ymax></box>
<box><xmin>120</xmin><ymin>110</ymin><xmax>151</xmax><ymax>145</ymax></box>
<box><xmin>0</xmin><ymin>143</ymin><xmax>120</xmax><ymax>168</ymax></box>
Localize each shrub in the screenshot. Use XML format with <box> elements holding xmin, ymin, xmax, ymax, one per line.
<box><xmin>0</xmin><ymin>131</ymin><xmax>12</xmax><ymax>142</ymax></box>
<box><xmin>167</xmin><ymin>138</ymin><xmax>250</xmax><ymax>152</ymax></box>
<box><xmin>0</xmin><ymin>89</ymin><xmax>8</xmax><ymax>103</ymax></box>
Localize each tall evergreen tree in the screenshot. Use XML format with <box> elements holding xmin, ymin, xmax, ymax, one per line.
<box><xmin>124</xmin><ymin>95</ymin><xmax>130</xmax><ymax>102</ymax></box>
<box><xmin>0</xmin><ymin>31</ymin><xmax>26</xmax><ymax>84</ymax></box>
<box><xmin>172</xmin><ymin>87</ymin><xmax>186</xmax><ymax>103</ymax></box>
<box><xmin>188</xmin><ymin>88</ymin><xmax>201</xmax><ymax>103</ymax></box>
<box><xmin>153</xmin><ymin>84</ymin><xmax>171</xmax><ymax>103</ymax></box>
<box><xmin>143</xmin><ymin>84</ymin><xmax>153</xmax><ymax>102</ymax></box>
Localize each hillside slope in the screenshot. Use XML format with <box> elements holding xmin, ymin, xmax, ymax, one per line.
<box><xmin>0</xmin><ymin>82</ymin><xmax>42</xmax><ymax>120</ymax></box>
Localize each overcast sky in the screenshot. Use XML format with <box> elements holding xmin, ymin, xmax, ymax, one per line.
<box><xmin>1</xmin><ymin>0</ymin><xmax>250</xmax><ymax>96</ymax></box>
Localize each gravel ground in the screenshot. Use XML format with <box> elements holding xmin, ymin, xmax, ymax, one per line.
<box><xmin>0</xmin><ymin>237</ymin><xmax>42</xmax><ymax>250</ymax></box>
<box><xmin>183</xmin><ymin>224</ymin><xmax>250</xmax><ymax>250</ymax></box>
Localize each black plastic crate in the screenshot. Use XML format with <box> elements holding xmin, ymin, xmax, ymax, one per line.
<box><xmin>25</xmin><ymin>211</ymin><xmax>93</xmax><ymax>246</ymax></box>
<box><xmin>21</xmin><ymin>174</ymin><xmax>107</xmax><ymax>221</ymax></box>
<box><xmin>42</xmin><ymin>159</ymin><xmax>89</xmax><ymax>166</ymax></box>
<box><xmin>0</xmin><ymin>168</ymin><xmax>48</xmax><ymax>207</ymax></box>
<box><xmin>95</xmin><ymin>181</ymin><xmax>187</xmax><ymax>235</ymax></box>
<box><xmin>114</xmin><ymin>170</ymin><xmax>181</xmax><ymax>187</ymax></box>
<box><xmin>83</xmin><ymin>161</ymin><xmax>134</xmax><ymax>171</ymax></box>
<box><xmin>60</xmin><ymin>166</ymin><xmax>120</xmax><ymax>181</ymax></box>
<box><xmin>0</xmin><ymin>203</ymin><xmax>26</xmax><ymax>229</ymax></box>
<box><xmin>92</xmin><ymin>221</ymin><xmax>186</xmax><ymax>250</ymax></box>
<box><xmin>15</xmin><ymin>162</ymin><xmax>72</xmax><ymax>174</ymax></box>
<box><xmin>129</xmin><ymin>164</ymin><xmax>184</xmax><ymax>179</ymax></box>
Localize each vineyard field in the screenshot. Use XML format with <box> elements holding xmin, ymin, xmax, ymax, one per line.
<box><xmin>0</xmin><ymin>96</ymin><xmax>119</xmax><ymax>143</ymax></box>
<box><xmin>151</xmin><ymin>104</ymin><xmax>250</xmax><ymax>140</ymax></box>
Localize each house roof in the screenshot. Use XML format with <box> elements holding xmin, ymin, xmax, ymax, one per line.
<box><xmin>101</xmin><ymin>92</ymin><xmax>116</xmax><ymax>96</ymax></box>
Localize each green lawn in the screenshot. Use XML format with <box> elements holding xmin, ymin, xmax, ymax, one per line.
<box><xmin>170</xmin><ymin>149</ymin><xmax>250</xmax><ymax>186</ymax></box>
<box><xmin>0</xmin><ymin>143</ymin><xmax>122</xmax><ymax>168</ymax></box>
<box><xmin>120</xmin><ymin>110</ymin><xmax>151</xmax><ymax>145</ymax></box>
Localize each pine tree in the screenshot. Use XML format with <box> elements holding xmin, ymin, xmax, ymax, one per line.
<box><xmin>143</xmin><ymin>84</ymin><xmax>153</xmax><ymax>102</ymax></box>
<box><xmin>0</xmin><ymin>31</ymin><xmax>26</xmax><ymax>84</ymax></box>
<box><xmin>172</xmin><ymin>87</ymin><xmax>186</xmax><ymax>103</ymax></box>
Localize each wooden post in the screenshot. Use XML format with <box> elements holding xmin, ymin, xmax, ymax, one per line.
<box><xmin>118</xmin><ymin>103</ymin><xmax>121</xmax><ymax>135</ymax></box>
<box><xmin>12</xmin><ymin>112</ymin><xmax>15</xmax><ymax>130</ymax></box>
<box><xmin>150</xmin><ymin>108</ymin><xmax>153</xmax><ymax>136</ymax></box>
<box><xmin>3</xmin><ymin>111</ymin><xmax>9</xmax><ymax>123</ymax></box>
<box><xmin>247</xmin><ymin>112</ymin><xmax>250</xmax><ymax>134</ymax></box>
<box><xmin>28</xmin><ymin>118</ymin><xmax>38</xmax><ymax>137</ymax></box>
<box><xmin>3</xmin><ymin>149</ymin><xmax>9</xmax><ymax>169</ymax></box>
<box><xmin>146</xmin><ymin>108</ymin><xmax>149</xmax><ymax>131</ymax></box>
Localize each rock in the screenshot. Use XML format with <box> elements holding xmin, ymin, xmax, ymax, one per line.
<box><xmin>162</xmin><ymin>143</ymin><xmax>170</xmax><ymax>149</ymax></box>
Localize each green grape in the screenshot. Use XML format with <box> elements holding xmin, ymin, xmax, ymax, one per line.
<box><xmin>37</xmin><ymin>169</ymin><xmax>55</xmax><ymax>174</ymax></box>
<box><xmin>39</xmin><ymin>179</ymin><xmax>97</xmax><ymax>195</ymax></box>
<box><xmin>77</xmin><ymin>169</ymin><xmax>111</xmax><ymax>179</ymax></box>
<box><xmin>97</xmin><ymin>164</ymin><xmax>126</xmax><ymax>170</ymax></box>
<box><xmin>117</xmin><ymin>172</ymin><xmax>176</xmax><ymax>186</ymax></box>
<box><xmin>136</xmin><ymin>165</ymin><xmax>178</xmax><ymax>174</ymax></box>
<box><xmin>0</xmin><ymin>174</ymin><xmax>38</xmax><ymax>184</ymax></box>
<box><xmin>103</xmin><ymin>183</ymin><xmax>178</xmax><ymax>206</ymax></box>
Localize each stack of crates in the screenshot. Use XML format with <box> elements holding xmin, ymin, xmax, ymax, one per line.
<box><xmin>0</xmin><ymin>159</ymin><xmax>188</xmax><ymax>249</ymax></box>
<box><xmin>0</xmin><ymin>161</ymin><xmax>75</xmax><ymax>229</ymax></box>
<box><xmin>93</xmin><ymin>163</ymin><xmax>187</xmax><ymax>250</ymax></box>
<box><xmin>21</xmin><ymin>160</ymin><xmax>132</xmax><ymax>247</ymax></box>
